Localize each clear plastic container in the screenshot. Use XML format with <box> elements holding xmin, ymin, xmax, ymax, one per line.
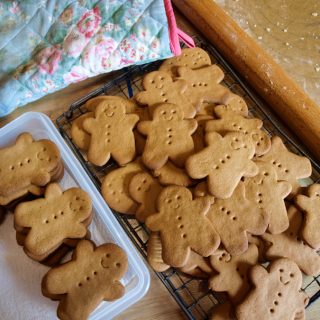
<box><xmin>0</xmin><ymin>112</ymin><xmax>150</xmax><ymax>320</ymax></box>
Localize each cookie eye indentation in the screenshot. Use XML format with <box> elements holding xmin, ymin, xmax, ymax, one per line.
<box><xmin>116</xmin><ymin>262</ymin><xmax>121</xmax><ymax>268</ymax></box>
<box><xmin>177</xmin><ymin>216</ymin><xmax>182</xmax><ymax>220</ymax></box>
<box><xmin>279</xmin><ymin>269</ymin><xmax>284</xmax><ymax>273</ymax></box>
<box><xmin>270</xmin><ymin>309</ymin><xmax>274</xmax><ymax>313</ymax></box>
<box><xmin>232</xmin><ymin>216</ymin><xmax>237</xmax><ymax>221</ymax></box>
<box><xmin>278</xmin><ymin>292</ymin><xmax>282</xmax><ymax>297</ymax></box>
<box><xmin>106</xmin><ymin>253</ymin><xmax>110</xmax><ymax>258</ymax></box>
<box><xmin>182</xmin><ymin>234</ymin><xmax>187</xmax><ymax>238</ymax></box>
<box><xmin>93</xmin><ymin>271</ymin><xmax>97</xmax><ymax>275</ymax></box>
<box><xmin>290</xmin><ymin>273</ymin><xmax>294</xmax><ymax>278</ymax></box>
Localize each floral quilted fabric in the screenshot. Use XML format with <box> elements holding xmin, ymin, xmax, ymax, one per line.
<box><xmin>0</xmin><ymin>0</ymin><xmax>173</xmax><ymax>116</ymax></box>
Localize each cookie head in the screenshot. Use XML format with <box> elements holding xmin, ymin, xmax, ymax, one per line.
<box><xmin>97</xmin><ymin>101</ymin><xmax>126</xmax><ymax>118</ymax></box>
<box><xmin>99</xmin><ymin>244</ymin><xmax>128</xmax><ymax>278</ymax></box>
<box><xmin>154</xmin><ymin>103</ymin><xmax>183</xmax><ymax>121</ymax></box>
<box><xmin>36</xmin><ymin>144</ymin><xmax>59</xmax><ymax>165</ymax></box>
<box><xmin>158</xmin><ymin>186</ymin><xmax>191</xmax><ymax>210</ymax></box>
<box><xmin>145</xmin><ymin>71</ymin><xmax>172</xmax><ymax>89</ymax></box>
<box><xmin>229</xmin><ymin>133</ymin><xmax>252</xmax><ymax>151</ymax></box>
<box><xmin>69</xmin><ymin>189</ymin><xmax>92</xmax><ymax>213</ymax></box>
<box><xmin>275</xmin><ymin>259</ymin><xmax>301</xmax><ymax>287</ymax></box>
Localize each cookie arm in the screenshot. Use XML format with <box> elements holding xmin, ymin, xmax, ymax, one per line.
<box><xmin>145</xmin><ymin>213</ymin><xmax>162</xmax><ymax>232</ymax></box>
<box><xmin>249</xmin><ymin>264</ymin><xmax>268</xmax><ymax>287</ymax></box>
<box><xmin>137</xmin><ymin>121</ymin><xmax>151</xmax><ymax>136</ymax></box>
<box><xmin>187</xmin><ymin>119</ymin><xmax>198</xmax><ymax>135</ymax></box>
<box><xmin>14</xmin><ymin>202</ymin><xmax>40</xmax><ymax>228</ymax></box>
<box><xmin>135</xmin><ymin>91</ymin><xmax>152</xmax><ymax>106</ymax></box>
<box><xmin>295</xmin><ymin>194</ymin><xmax>313</xmax><ymax>212</ymax></box>
<box><xmin>104</xmin><ymin>281</ymin><xmax>125</xmax><ymax>301</ymax></box>
<box><xmin>125</xmin><ymin>114</ymin><xmax>139</xmax><ymax>129</ymax></box>
<box><xmin>205</xmin><ymin>119</ymin><xmax>224</xmax><ymax>133</ymax></box>
<box><xmin>82</xmin><ymin>117</ymin><xmax>96</xmax><ymax>134</ymax></box>
<box><xmin>277</xmin><ymin>180</ymin><xmax>292</xmax><ymax>198</ymax></box>
<box><xmin>244</xmin><ymin>161</ymin><xmax>259</xmax><ymax>177</ymax></box>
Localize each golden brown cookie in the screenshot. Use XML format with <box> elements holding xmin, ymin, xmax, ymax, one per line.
<box><xmin>262</xmin><ymin>206</ymin><xmax>320</xmax><ymax>276</ymax></box>
<box><xmin>101</xmin><ymin>159</ymin><xmax>144</xmax><ymax>214</ymax></box>
<box><xmin>201</xmin><ymin>182</ymin><xmax>268</xmax><ymax>255</ymax></box>
<box><xmin>146</xmin><ymin>186</ymin><xmax>220</xmax><ymax>267</ymax></box>
<box><xmin>243</xmin><ymin>161</ymin><xmax>292</xmax><ymax>234</ymax></box>
<box><xmin>138</xmin><ymin>103</ymin><xmax>197</xmax><ymax>170</ymax></box>
<box><xmin>258</xmin><ymin>136</ymin><xmax>312</xmax><ymax>196</ymax></box>
<box><xmin>159</xmin><ymin>47</ymin><xmax>211</xmax><ymax>76</ymax></box>
<box><xmin>153</xmin><ymin>161</ymin><xmax>192</xmax><ymax>187</ymax></box>
<box><xmin>14</xmin><ymin>183</ymin><xmax>92</xmax><ymax>260</ymax></box>
<box><xmin>83</xmin><ymin>98</ymin><xmax>139</xmax><ymax>166</ymax></box>
<box><xmin>70</xmin><ymin>112</ymin><xmax>94</xmax><ymax>151</ymax></box>
<box><xmin>215</xmin><ymin>95</ymin><xmax>249</xmax><ymax>117</ymax></box>
<box><xmin>176</xmin><ymin>65</ymin><xmax>232</xmax><ymax>109</ymax></box>
<box><xmin>134</xmin><ymin>71</ymin><xmax>197</xmax><ymax>118</ymax></box>
<box><xmin>42</xmin><ymin>240</ymin><xmax>128</xmax><ymax>320</ymax></box>
<box><xmin>295</xmin><ymin>184</ymin><xmax>320</xmax><ymax>249</ymax></box>
<box><xmin>236</xmin><ymin>258</ymin><xmax>309</xmax><ymax>320</ymax></box>
<box><xmin>206</xmin><ymin>106</ymin><xmax>271</xmax><ymax>155</ymax></box>
<box><xmin>128</xmin><ymin>172</ymin><xmax>162</xmax><ymax>222</ymax></box>
<box><xmin>147</xmin><ymin>232</ymin><xmax>170</xmax><ymax>272</ymax></box>
<box><xmin>0</xmin><ymin>133</ymin><xmax>61</xmax><ymax>197</ymax></box>
<box><xmin>209</xmin><ymin>244</ymin><xmax>259</xmax><ymax>304</ymax></box>
<box><xmin>186</xmin><ymin>132</ymin><xmax>258</xmax><ymax>198</ymax></box>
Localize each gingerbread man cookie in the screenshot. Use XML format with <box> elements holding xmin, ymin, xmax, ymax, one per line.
<box><xmin>83</xmin><ymin>98</ymin><xmax>139</xmax><ymax>166</ymax></box>
<box><xmin>0</xmin><ymin>133</ymin><xmax>61</xmax><ymax>197</ymax></box>
<box><xmin>206</xmin><ymin>106</ymin><xmax>271</xmax><ymax>155</ymax></box>
<box><xmin>236</xmin><ymin>258</ymin><xmax>309</xmax><ymax>320</ymax></box>
<box><xmin>128</xmin><ymin>172</ymin><xmax>162</xmax><ymax>222</ymax></box>
<box><xmin>259</xmin><ymin>136</ymin><xmax>312</xmax><ymax>196</ymax></box>
<box><xmin>186</xmin><ymin>132</ymin><xmax>258</xmax><ymax>198</ymax></box>
<box><xmin>209</xmin><ymin>244</ymin><xmax>259</xmax><ymax>304</ymax></box>
<box><xmin>42</xmin><ymin>240</ymin><xmax>128</xmax><ymax>320</ymax></box>
<box><xmin>14</xmin><ymin>183</ymin><xmax>92</xmax><ymax>260</ymax></box>
<box><xmin>295</xmin><ymin>184</ymin><xmax>320</xmax><ymax>249</ymax></box>
<box><xmin>159</xmin><ymin>47</ymin><xmax>211</xmax><ymax>76</ymax></box>
<box><xmin>206</xmin><ymin>182</ymin><xmax>268</xmax><ymax>255</ymax></box>
<box><xmin>134</xmin><ymin>71</ymin><xmax>197</xmax><ymax>118</ymax></box>
<box><xmin>176</xmin><ymin>65</ymin><xmax>232</xmax><ymax>110</ymax></box>
<box><xmin>243</xmin><ymin>161</ymin><xmax>292</xmax><ymax>234</ymax></box>
<box><xmin>101</xmin><ymin>159</ymin><xmax>144</xmax><ymax>214</ymax></box>
<box><xmin>146</xmin><ymin>186</ymin><xmax>220</xmax><ymax>267</ymax></box>
<box><xmin>262</xmin><ymin>206</ymin><xmax>320</xmax><ymax>276</ymax></box>
<box><xmin>138</xmin><ymin>103</ymin><xmax>197</xmax><ymax>170</ymax></box>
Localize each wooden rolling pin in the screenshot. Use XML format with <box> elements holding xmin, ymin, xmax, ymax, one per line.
<box><xmin>173</xmin><ymin>0</ymin><xmax>320</xmax><ymax>162</ymax></box>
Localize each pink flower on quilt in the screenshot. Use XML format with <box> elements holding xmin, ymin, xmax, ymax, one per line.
<box><xmin>9</xmin><ymin>1</ymin><xmax>21</xmax><ymax>15</ymax></box>
<box><xmin>36</xmin><ymin>46</ymin><xmax>62</xmax><ymax>75</ymax></box>
<box><xmin>120</xmin><ymin>39</ymin><xmax>131</xmax><ymax>53</ymax></box>
<box><xmin>77</xmin><ymin>7</ymin><xmax>101</xmax><ymax>38</ymax></box>
<box><xmin>63</xmin><ymin>65</ymin><xmax>91</xmax><ymax>84</ymax></box>
<box><xmin>82</xmin><ymin>36</ymin><xmax>120</xmax><ymax>73</ymax></box>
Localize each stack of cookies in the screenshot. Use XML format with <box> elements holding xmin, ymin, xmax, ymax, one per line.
<box><xmin>70</xmin><ymin>47</ymin><xmax>319</xmax><ymax>319</ymax></box>
<box><xmin>0</xmin><ymin>132</ymin><xmax>129</xmax><ymax>320</ymax></box>
<box><xmin>0</xmin><ymin>133</ymin><xmax>64</xmax><ymax>207</ymax></box>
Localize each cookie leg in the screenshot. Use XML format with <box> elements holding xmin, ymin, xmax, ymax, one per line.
<box><xmin>142</xmin><ymin>150</ymin><xmax>168</xmax><ymax>170</ymax></box>
<box><xmin>111</xmin><ymin>143</ymin><xmax>136</xmax><ymax>166</ymax></box>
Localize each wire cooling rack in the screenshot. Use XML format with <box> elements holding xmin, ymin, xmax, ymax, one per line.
<box><xmin>56</xmin><ymin>36</ymin><xmax>320</xmax><ymax>319</ymax></box>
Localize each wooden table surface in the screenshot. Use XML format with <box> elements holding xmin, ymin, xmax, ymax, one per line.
<box><xmin>0</xmin><ymin>4</ymin><xmax>319</xmax><ymax>320</ymax></box>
